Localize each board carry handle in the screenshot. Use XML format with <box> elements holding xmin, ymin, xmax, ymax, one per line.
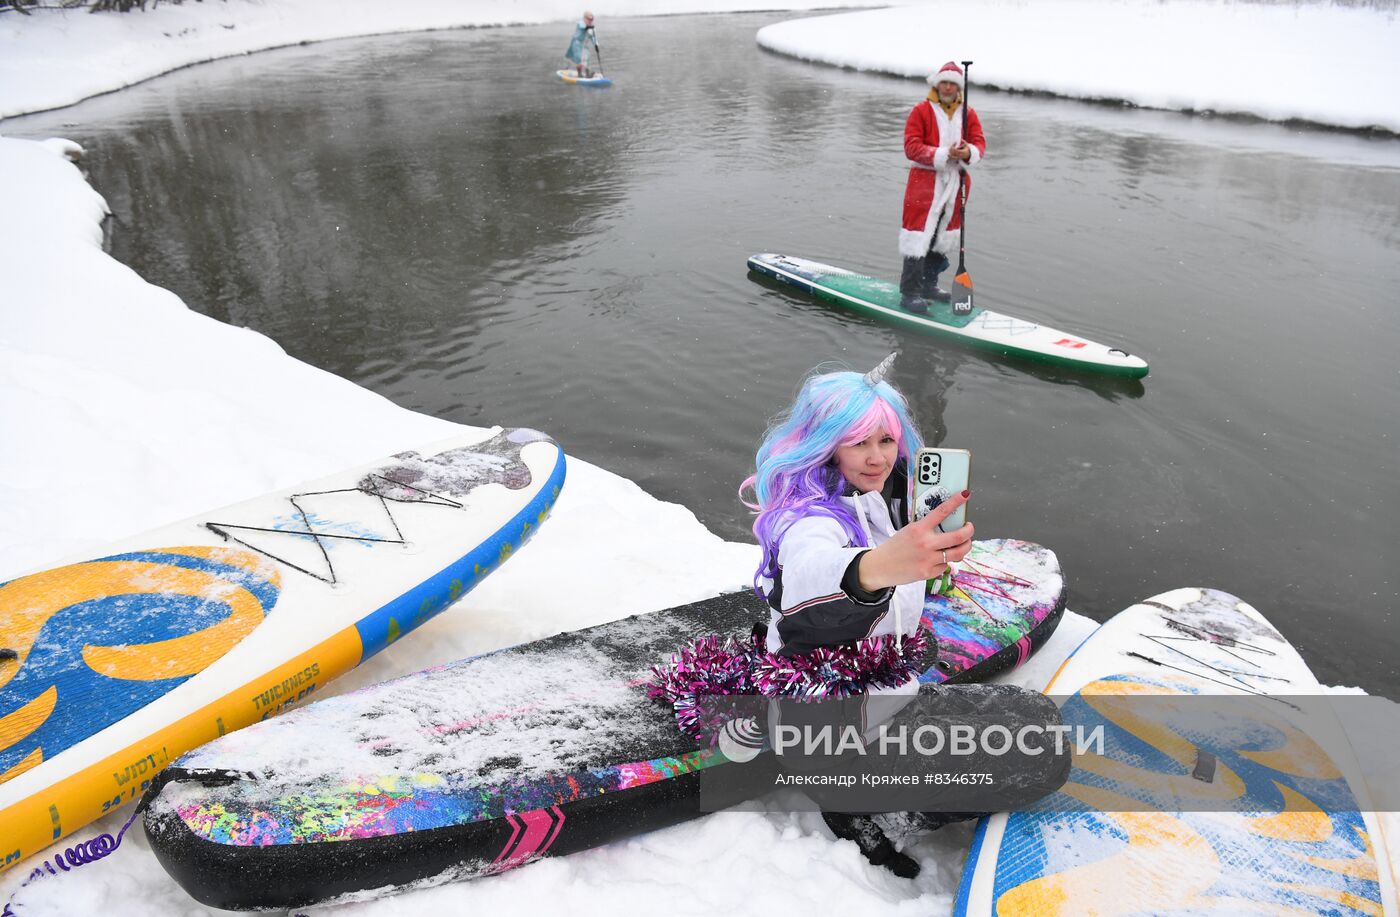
<box><xmin>1192</xmin><ymin>748</ymin><xmax>1218</xmax><ymax>783</ymax></box>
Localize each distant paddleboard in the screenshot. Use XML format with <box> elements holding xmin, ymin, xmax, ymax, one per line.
<box><xmin>954</xmin><ymin>587</ymin><xmax>1397</xmax><ymax>916</ymax></box>
<box><xmin>0</xmin><ymin>428</ymin><xmax>565</xmax><ymax>872</ymax></box>
<box><xmin>748</xmin><ymin>253</ymin><xmax>1148</xmax><ymax>378</ymax></box>
<box><xmin>556</xmin><ymin>69</ymin><xmax>612</xmax><ymax>88</ymax></box>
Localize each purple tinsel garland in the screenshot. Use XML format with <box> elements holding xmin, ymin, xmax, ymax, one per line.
<box><xmin>647</xmin><ymin>630</ymin><xmax>930</xmax><ymax>744</ymax></box>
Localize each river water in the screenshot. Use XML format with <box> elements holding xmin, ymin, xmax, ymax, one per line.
<box><xmin>7</xmin><ymin>13</ymin><xmax>1399</xmax><ymax>693</ymax></box>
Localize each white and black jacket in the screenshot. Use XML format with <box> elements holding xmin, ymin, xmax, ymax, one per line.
<box><xmin>759</xmin><ymin>464</ymin><xmax>924</xmax><ymax>659</ymax></box>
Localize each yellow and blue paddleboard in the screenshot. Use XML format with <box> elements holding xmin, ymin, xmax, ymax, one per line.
<box><xmin>954</xmin><ymin>587</ymin><xmax>1396</xmax><ymax>916</ymax></box>
<box><xmin>556</xmin><ymin>68</ymin><xmax>612</xmax><ymax>87</ymax></box>
<box><xmin>0</xmin><ymin>427</ymin><xmax>565</xmax><ymax>873</ymax></box>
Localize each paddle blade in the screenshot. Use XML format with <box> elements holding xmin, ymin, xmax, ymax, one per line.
<box><xmin>951</xmin><ymin>269</ymin><xmax>974</xmax><ymax>315</ymax></box>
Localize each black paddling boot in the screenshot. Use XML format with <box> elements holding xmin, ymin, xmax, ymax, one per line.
<box><xmin>898</xmin><ymin>258</ymin><xmax>929</xmax><ymax>314</ymax></box>
<box><xmin>900</xmin><ymin>254</ymin><xmax>953</xmax><ymax>312</ymax></box>
<box><xmin>921</xmin><ymin>252</ymin><xmax>952</xmax><ymax>303</ymax></box>
<box><xmin>822</xmin><ymin>812</ymin><xmax>921</xmax><ymax>879</ymax></box>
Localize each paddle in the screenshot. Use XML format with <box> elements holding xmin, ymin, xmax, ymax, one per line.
<box><xmin>590</xmin><ymin>32</ymin><xmax>604</xmax><ymax>78</ymax></box>
<box><xmin>951</xmin><ymin>59</ymin><xmax>974</xmax><ymax>316</ymax></box>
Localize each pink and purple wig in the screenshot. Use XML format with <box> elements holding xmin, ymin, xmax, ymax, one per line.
<box><xmin>741</xmin><ymin>369</ymin><xmax>923</xmax><ymax>596</ymax></box>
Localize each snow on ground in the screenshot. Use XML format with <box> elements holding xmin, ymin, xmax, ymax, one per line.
<box><xmin>8</xmin><ymin>0</ymin><xmax>1398</xmax><ymax>131</ymax></box>
<box><xmin>1</xmin><ymin>1</ymin><xmax>1396</xmax><ymax>914</ymax></box>
<box><xmin>757</xmin><ymin>0</ymin><xmax>1400</xmax><ymax>133</ymax></box>
<box><xmin>0</xmin><ymin>0</ymin><xmax>893</xmax><ymax>119</ymax></box>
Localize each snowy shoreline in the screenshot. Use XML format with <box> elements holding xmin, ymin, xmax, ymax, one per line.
<box><xmin>0</xmin><ymin>0</ymin><xmax>888</xmax><ymax>120</ymax></box>
<box><xmin>5</xmin><ymin>0</ymin><xmax>1399</xmax><ymax>131</ymax></box>
<box><xmin>756</xmin><ymin>0</ymin><xmax>1400</xmax><ymax>134</ymax></box>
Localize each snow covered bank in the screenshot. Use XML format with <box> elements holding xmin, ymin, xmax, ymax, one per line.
<box><xmin>0</xmin><ymin>130</ymin><xmax>764</xmax><ymax>655</ymax></box>
<box><xmin>0</xmin><ymin>0</ymin><xmax>890</xmax><ymax>119</ymax></box>
<box><xmin>758</xmin><ymin>0</ymin><xmax>1400</xmax><ymax>133</ymax></box>
<box><xmin>0</xmin><ymin>132</ymin><xmax>761</xmax><ymax>912</ymax></box>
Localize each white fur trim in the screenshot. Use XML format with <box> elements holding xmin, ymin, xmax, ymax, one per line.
<box><xmin>933</xmin><ymin>147</ymin><xmax>950</xmax><ymax>170</ymax></box>
<box><xmin>899</xmin><ymin>224</ymin><xmax>959</xmax><ymax>260</ymax></box>
<box><xmin>899</xmin><ymin>228</ymin><xmax>930</xmax><ymax>257</ymax></box>
<box><xmin>933</xmin><ymin>100</ymin><xmax>962</xmax><ymax>146</ymax></box>
<box><xmin>899</xmin><ymin>170</ymin><xmax>960</xmax><ymax>258</ymax></box>
<box><xmin>926</xmin><ymin>68</ymin><xmax>964</xmax><ymax>89</ymax></box>
<box><xmin>967</xmin><ymin>144</ymin><xmax>981</xmax><ymax>166</ymax></box>
<box><xmin>932</xmin><ymin>227</ymin><xmax>960</xmax><ymax>259</ymax></box>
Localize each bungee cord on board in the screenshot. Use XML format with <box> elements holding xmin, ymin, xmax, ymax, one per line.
<box><xmin>204</xmin><ymin>474</ymin><xmax>463</xmax><ymax>585</ymax></box>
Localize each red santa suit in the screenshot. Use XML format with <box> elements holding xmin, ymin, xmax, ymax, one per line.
<box><xmin>899</xmin><ymin>96</ymin><xmax>986</xmax><ymax>260</ymax></box>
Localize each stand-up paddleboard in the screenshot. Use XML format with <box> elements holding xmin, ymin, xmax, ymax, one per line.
<box><xmin>556</xmin><ymin>69</ymin><xmax>612</xmax><ymax>87</ymax></box>
<box><xmin>143</xmin><ymin>539</ymin><xmax>1065</xmax><ymax>910</ymax></box>
<box><xmin>0</xmin><ymin>428</ymin><xmax>565</xmax><ymax>872</ymax></box>
<box><xmin>954</xmin><ymin>588</ymin><xmax>1397</xmax><ymax>916</ymax></box>
<box><xmin>747</xmin><ymin>254</ymin><xmax>1148</xmax><ymax>379</ymax></box>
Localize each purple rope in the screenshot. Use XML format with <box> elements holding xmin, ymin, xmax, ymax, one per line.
<box><xmin>2</xmin><ymin>806</ymin><xmax>142</xmax><ymax>915</ymax></box>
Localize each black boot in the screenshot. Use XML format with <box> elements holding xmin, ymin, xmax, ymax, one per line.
<box><xmin>921</xmin><ymin>252</ymin><xmax>952</xmax><ymax>303</ymax></box>
<box><xmin>898</xmin><ymin>258</ymin><xmax>929</xmax><ymax>314</ymax></box>
<box><xmin>822</xmin><ymin>812</ymin><xmax>921</xmax><ymax>879</ymax></box>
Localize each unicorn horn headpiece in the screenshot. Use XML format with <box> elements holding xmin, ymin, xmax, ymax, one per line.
<box><xmin>863</xmin><ymin>352</ymin><xmax>897</xmax><ymax>387</ymax></box>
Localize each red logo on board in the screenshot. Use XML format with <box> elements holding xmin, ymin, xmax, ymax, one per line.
<box><xmin>1053</xmin><ymin>339</ymin><xmax>1087</xmax><ymax>349</ymax></box>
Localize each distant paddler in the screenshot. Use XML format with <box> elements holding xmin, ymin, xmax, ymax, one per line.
<box><xmin>564</xmin><ymin>11</ymin><xmax>600</xmax><ymax>79</ymax></box>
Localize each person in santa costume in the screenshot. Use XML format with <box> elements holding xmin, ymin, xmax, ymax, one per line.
<box><xmin>899</xmin><ymin>61</ymin><xmax>986</xmax><ymax>314</ymax></box>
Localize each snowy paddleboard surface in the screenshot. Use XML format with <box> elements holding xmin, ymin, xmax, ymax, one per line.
<box><xmin>747</xmin><ymin>253</ymin><xmax>1148</xmax><ymax>379</ymax></box>
<box><xmin>143</xmin><ymin>538</ymin><xmax>1064</xmax><ymax>910</ymax></box>
<box><xmin>955</xmin><ymin>587</ymin><xmax>1397</xmax><ymax>917</ymax></box>
<box><xmin>556</xmin><ymin>69</ymin><xmax>612</xmax><ymax>87</ymax></box>
<box><xmin>0</xmin><ymin>428</ymin><xmax>565</xmax><ymax>872</ymax></box>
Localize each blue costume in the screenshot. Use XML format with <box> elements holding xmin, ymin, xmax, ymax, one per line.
<box><xmin>564</xmin><ymin>22</ymin><xmax>596</xmax><ymax>67</ymax></box>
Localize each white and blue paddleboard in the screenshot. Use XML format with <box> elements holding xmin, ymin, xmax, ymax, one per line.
<box><xmin>556</xmin><ymin>69</ymin><xmax>612</xmax><ymax>88</ymax></box>
<box><xmin>954</xmin><ymin>587</ymin><xmax>1396</xmax><ymax>916</ymax></box>
<box><xmin>0</xmin><ymin>427</ymin><xmax>565</xmax><ymax>873</ymax></box>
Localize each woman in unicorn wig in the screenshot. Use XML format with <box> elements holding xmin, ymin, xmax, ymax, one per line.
<box><xmin>740</xmin><ymin>354</ymin><xmax>974</xmax><ymax>877</ymax></box>
<box><xmin>743</xmin><ymin>354</ymin><xmax>972</xmax><ymax>660</ymax></box>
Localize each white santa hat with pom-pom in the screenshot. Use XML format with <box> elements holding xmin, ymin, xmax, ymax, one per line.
<box><xmin>926</xmin><ymin>61</ymin><xmax>964</xmax><ymax>89</ymax></box>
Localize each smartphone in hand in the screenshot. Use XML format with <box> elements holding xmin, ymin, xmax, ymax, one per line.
<box><xmin>912</xmin><ymin>447</ymin><xmax>971</xmax><ymax>532</ymax></box>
